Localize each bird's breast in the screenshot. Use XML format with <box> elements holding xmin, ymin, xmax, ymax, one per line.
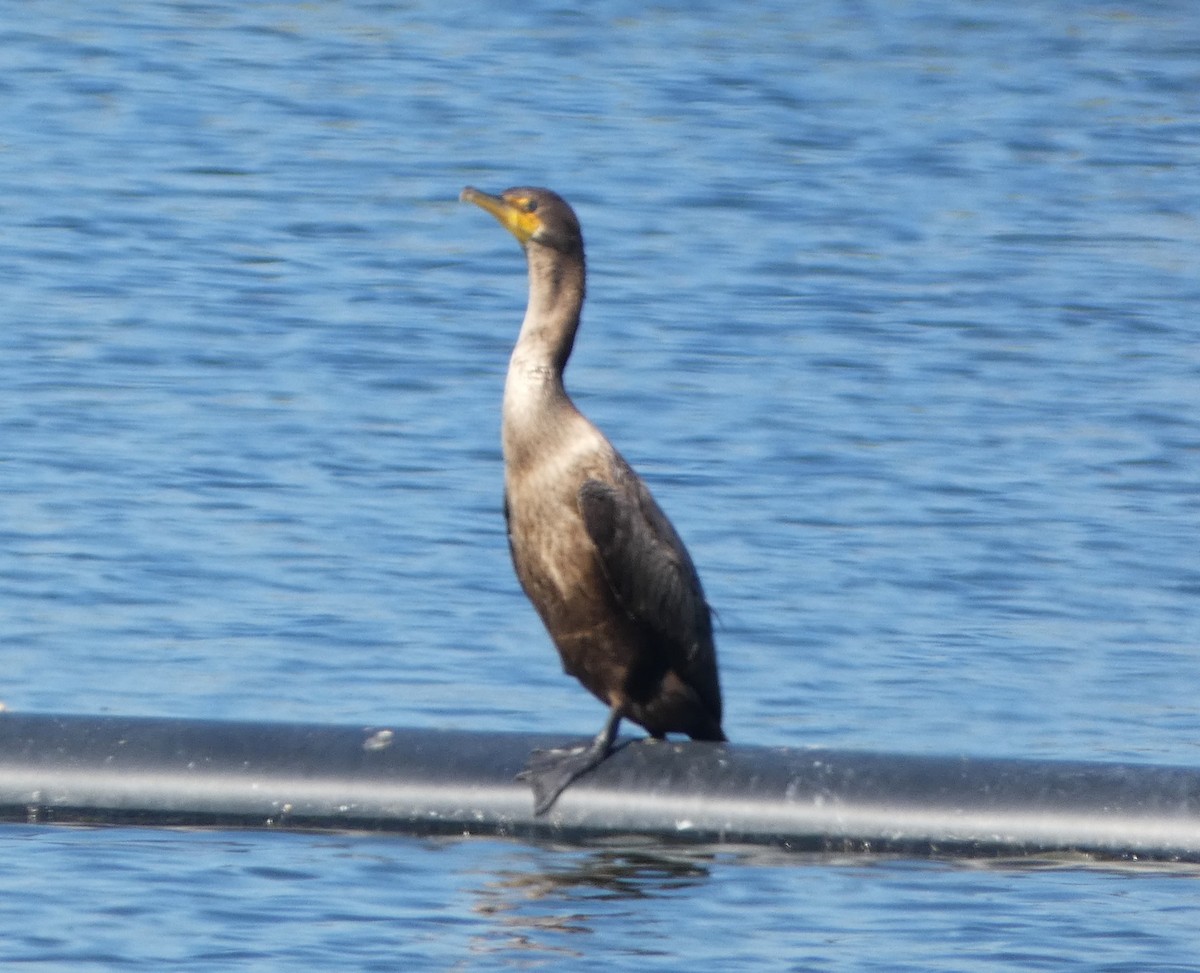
<box><xmin>505</xmin><ymin>461</ymin><xmax>592</xmax><ymax>600</ymax></box>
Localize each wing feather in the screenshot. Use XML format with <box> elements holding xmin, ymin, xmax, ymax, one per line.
<box><xmin>577</xmin><ymin>468</ymin><xmax>721</xmax><ymax>723</ymax></box>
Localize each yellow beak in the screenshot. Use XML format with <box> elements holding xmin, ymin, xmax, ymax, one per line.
<box><xmin>461</xmin><ymin>186</ymin><xmax>542</xmax><ymax>245</ymax></box>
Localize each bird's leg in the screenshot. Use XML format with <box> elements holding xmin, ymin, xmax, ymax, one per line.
<box><xmin>518</xmin><ymin>706</ymin><xmax>622</xmax><ymax>815</ymax></box>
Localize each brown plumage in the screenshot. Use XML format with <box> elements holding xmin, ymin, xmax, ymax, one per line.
<box><xmin>461</xmin><ymin>186</ymin><xmax>725</xmax><ymax>814</ymax></box>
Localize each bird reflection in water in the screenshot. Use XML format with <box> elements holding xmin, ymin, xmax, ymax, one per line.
<box><xmin>463</xmin><ymin>847</ymin><xmax>715</xmax><ymax>960</ymax></box>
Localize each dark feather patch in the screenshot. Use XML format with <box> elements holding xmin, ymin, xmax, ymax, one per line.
<box><xmin>578</xmin><ymin>470</ymin><xmax>721</xmax><ymax>726</ymax></box>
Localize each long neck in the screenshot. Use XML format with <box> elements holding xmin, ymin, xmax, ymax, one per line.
<box><xmin>510</xmin><ymin>243</ymin><xmax>585</xmax><ymax>382</ymax></box>
<box><xmin>503</xmin><ymin>243</ymin><xmax>588</xmax><ymax>462</ymax></box>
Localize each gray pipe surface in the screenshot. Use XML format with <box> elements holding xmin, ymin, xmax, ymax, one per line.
<box><xmin>2</xmin><ymin>711</ymin><xmax>1199</xmax><ymax>862</ymax></box>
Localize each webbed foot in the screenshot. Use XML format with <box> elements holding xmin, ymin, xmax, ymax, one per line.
<box><xmin>518</xmin><ymin>706</ymin><xmax>624</xmax><ymax>815</ymax></box>
<box><xmin>517</xmin><ymin>738</ymin><xmax>613</xmax><ymax>815</ymax></box>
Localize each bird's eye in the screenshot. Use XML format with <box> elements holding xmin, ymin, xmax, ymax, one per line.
<box><xmin>522</xmin><ymin>198</ymin><xmax>538</xmax><ymax>213</ymax></box>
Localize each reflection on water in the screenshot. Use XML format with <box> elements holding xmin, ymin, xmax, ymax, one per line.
<box><xmin>465</xmin><ymin>845</ymin><xmax>715</xmax><ymax>961</ymax></box>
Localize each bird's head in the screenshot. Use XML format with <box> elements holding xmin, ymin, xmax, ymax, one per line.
<box><xmin>460</xmin><ymin>186</ymin><xmax>583</xmax><ymax>256</ymax></box>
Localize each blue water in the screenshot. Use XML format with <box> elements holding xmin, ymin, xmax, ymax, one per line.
<box><xmin>3</xmin><ymin>0</ymin><xmax>1200</xmax><ymax>968</ymax></box>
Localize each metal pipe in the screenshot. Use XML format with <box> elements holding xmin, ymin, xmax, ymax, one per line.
<box><xmin>2</xmin><ymin>712</ymin><xmax>1199</xmax><ymax>862</ymax></box>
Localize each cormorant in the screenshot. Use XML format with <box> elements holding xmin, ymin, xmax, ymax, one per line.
<box><xmin>461</xmin><ymin>186</ymin><xmax>726</xmax><ymax>814</ymax></box>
